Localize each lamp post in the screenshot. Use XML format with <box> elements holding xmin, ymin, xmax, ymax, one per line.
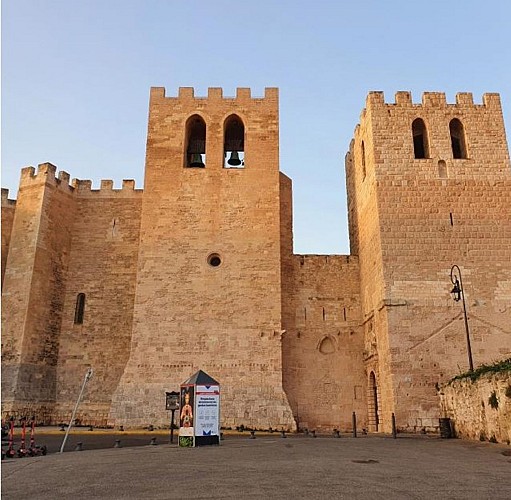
<box><xmin>450</xmin><ymin>265</ymin><xmax>474</xmax><ymax>372</ymax></box>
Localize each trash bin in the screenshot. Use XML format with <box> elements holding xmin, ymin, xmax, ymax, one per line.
<box><xmin>439</xmin><ymin>418</ymin><xmax>452</xmax><ymax>438</ymax></box>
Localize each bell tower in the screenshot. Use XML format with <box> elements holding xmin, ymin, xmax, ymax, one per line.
<box><xmin>110</xmin><ymin>87</ymin><xmax>295</xmax><ymax>429</ymax></box>
<box><xmin>346</xmin><ymin>91</ymin><xmax>511</xmax><ymax>432</ymax></box>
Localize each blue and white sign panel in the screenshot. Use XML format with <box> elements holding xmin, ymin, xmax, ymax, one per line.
<box><xmin>194</xmin><ymin>385</ymin><xmax>220</xmax><ymax>437</ymax></box>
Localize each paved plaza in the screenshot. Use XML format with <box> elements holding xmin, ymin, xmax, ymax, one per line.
<box><xmin>2</xmin><ymin>434</ymin><xmax>511</xmax><ymax>499</ymax></box>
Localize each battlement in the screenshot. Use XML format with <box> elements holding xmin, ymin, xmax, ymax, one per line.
<box><xmin>72</xmin><ymin>178</ymin><xmax>143</xmax><ymax>197</ymax></box>
<box><xmin>149</xmin><ymin>86</ymin><xmax>279</xmax><ymax>103</ymax></box>
<box><xmin>16</xmin><ymin>163</ymin><xmax>143</xmax><ymax>198</ymax></box>
<box><xmin>1</xmin><ymin>188</ymin><xmax>16</xmax><ymax>207</ymax></box>
<box><xmin>364</xmin><ymin>91</ymin><xmax>502</xmax><ymax>110</ymax></box>
<box><xmin>19</xmin><ymin>163</ymin><xmax>75</xmax><ymax>195</ymax></box>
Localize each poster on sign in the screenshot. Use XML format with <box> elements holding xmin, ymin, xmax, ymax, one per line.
<box><xmin>195</xmin><ymin>385</ymin><xmax>220</xmax><ymax>438</ymax></box>
<box><xmin>178</xmin><ymin>384</ymin><xmax>195</xmax><ymax>447</ymax></box>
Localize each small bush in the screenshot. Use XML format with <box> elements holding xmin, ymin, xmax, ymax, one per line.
<box><xmin>479</xmin><ymin>432</ymin><xmax>486</xmax><ymax>442</ymax></box>
<box><xmin>449</xmin><ymin>358</ymin><xmax>511</xmax><ymax>384</ymax></box>
<box><xmin>488</xmin><ymin>391</ymin><xmax>499</xmax><ymax>410</ymax></box>
<box><xmin>489</xmin><ymin>435</ymin><xmax>498</xmax><ymax>443</ymax></box>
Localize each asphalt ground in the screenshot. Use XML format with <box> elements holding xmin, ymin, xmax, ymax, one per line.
<box><xmin>2</xmin><ymin>432</ymin><xmax>511</xmax><ymax>499</ymax></box>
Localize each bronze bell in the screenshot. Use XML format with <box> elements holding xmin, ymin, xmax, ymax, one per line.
<box><xmin>227</xmin><ymin>151</ymin><xmax>241</xmax><ymax>166</ymax></box>
<box><xmin>189</xmin><ymin>153</ymin><xmax>205</xmax><ymax>168</ymax></box>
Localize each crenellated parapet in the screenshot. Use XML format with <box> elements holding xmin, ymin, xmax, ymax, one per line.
<box><xmin>1</xmin><ymin>188</ymin><xmax>16</xmax><ymax>208</ymax></box>
<box><xmin>150</xmin><ymin>86</ymin><xmax>279</xmax><ymax>104</ymax></box>
<box><xmin>72</xmin><ymin>178</ymin><xmax>143</xmax><ymax>198</ymax></box>
<box><xmin>19</xmin><ymin>162</ymin><xmax>75</xmax><ymax>196</ymax></box>
<box><xmin>15</xmin><ymin>162</ymin><xmax>144</xmax><ymax>199</ymax></box>
<box><xmin>354</xmin><ymin>91</ymin><xmax>504</xmax><ymax>137</ymax></box>
<box><xmin>363</xmin><ymin>90</ymin><xmax>502</xmax><ymax>110</ymax></box>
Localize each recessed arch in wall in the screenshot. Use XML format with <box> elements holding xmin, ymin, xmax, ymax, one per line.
<box><xmin>438</xmin><ymin>159</ymin><xmax>448</xmax><ymax>178</ymax></box>
<box><xmin>317</xmin><ymin>335</ymin><xmax>337</xmax><ymax>355</ymax></box>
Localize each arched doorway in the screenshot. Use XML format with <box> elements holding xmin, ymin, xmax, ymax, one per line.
<box><xmin>368</xmin><ymin>371</ymin><xmax>379</xmax><ymax>432</ymax></box>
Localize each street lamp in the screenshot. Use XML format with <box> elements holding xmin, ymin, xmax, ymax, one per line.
<box><xmin>450</xmin><ymin>265</ymin><xmax>474</xmax><ymax>372</ymax></box>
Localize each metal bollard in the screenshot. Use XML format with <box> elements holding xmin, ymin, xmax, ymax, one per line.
<box><xmin>304</xmin><ymin>428</ymin><xmax>309</xmax><ymax>437</ymax></box>
<box><xmin>311</xmin><ymin>430</ymin><xmax>316</xmax><ymax>438</ymax></box>
<box><xmin>150</xmin><ymin>437</ymin><xmax>157</xmax><ymax>446</ymax></box>
<box><xmin>114</xmin><ymin>439</ymin><xmax>121</xmax><ymax>448</ymax></box>
<box><xmin>119</xmin><ymin>425</ymin><xmax>124</xmax><ymax>432</ymax></box>
<box><xmin>352</xmin><ymin>412</ymin><xmax>357</xmax><ymax>438</ymax></box>
<box><xmin>75</xmin><ymin>442</ymin><xmax>83</xmax><ymax>451</ymax></box>
<box><xmin>280</xmin><ymin>430</ymin><xmax>287</xmax><ymax>438</ymax></box>
<box><xmin>249</xmin><ymin>430</ymin><xmax>256</xmax><ymax>439</ymax></box>
<box><xmin>220</xmin><ymin>432</ymin><xmax>224</xmax><ymax>441</ymax></box>
<box><xmin>88</xmin><ymin>425</ymin><xmax>93</xmax><ymax>432</ymax></box>
<box><xmin>391</xmin><ymin>413</ymin><xmax>397</xmax><ymax>439</ymax></box>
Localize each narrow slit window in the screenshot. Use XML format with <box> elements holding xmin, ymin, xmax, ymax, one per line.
<box><xmin>184</xmin><ymin>115</ymin><xmax>206</xmax><ymax>168</ymax></box>
<box><xmin>224</xmin><ymin>115</ymin><xmax>245</xmax><ymax>168</ymax></box>
<box><xmin>450</xmin><ymin>118</ymin><xmax>467</xmax><ymax>159</ymax></box>
<box><xmin>361</xmin><ymin>140</ymin><xmax>366</xmax><ymax>179</ymax></box>
<box><xmin>412</xmin><ymin>118</ymin><xmax>429</xmax><ymax>159</ymax></box>
<box><xmin>74</xmin><ymin>293</ymin><xmax>86</xmax><ymax>325</ymax></box>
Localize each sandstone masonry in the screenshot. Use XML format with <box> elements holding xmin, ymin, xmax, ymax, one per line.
<box><xmin>2</xmin><ymin>88</ymin><xmax>510</xmax><ymax>432</ymax></box>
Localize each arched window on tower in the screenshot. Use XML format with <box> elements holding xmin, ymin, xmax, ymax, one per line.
<box><xmin>412</xmin><ymin>118</ymin><xmax>429</xmax><ymax>159</ymax></box>
<box><xmin>449</xmin><ymin>118</ymin><xmax>467</xmax><ymax>159</ymax></box>
<box><xmin>74</xmin><ymin>293</ymin><xmax>86</xmax><ymax>325</ymax></box>
<box><xmin>361</xmin><ymin>140</ymin><xmax>366</xmax><ymax>179</ymax></box>
<box><xmin>184</xmin><ymin>115</ymin><xmax>206</xmax><ymax>168</ymax></box>
<box><xmin>224</xmin><ymin>115</ymin><xmax>245</xmax><ymax>168</ymax></box>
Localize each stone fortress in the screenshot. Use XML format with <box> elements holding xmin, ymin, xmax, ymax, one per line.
<box><xmin>2</xmin><ymin>87</ymin><xmax>510</xmax><ymax>432</ymax></box>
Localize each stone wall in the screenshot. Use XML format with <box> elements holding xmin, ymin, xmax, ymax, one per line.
<box><xmin>440</xmin><ymin>369</ymin><xmax>511</xmax><ymax>444</ymax></box>
<box><xmin>282</xmin><ymin>254</ymin><xmax>366</xmax><ymax>431</ymax></box>
<box><xmin>54</xmin><ymin>180</ymin><xmax>143</xmax><ymax>426</ymax></box>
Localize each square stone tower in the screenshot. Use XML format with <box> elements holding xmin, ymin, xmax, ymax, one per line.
<box><xmin>109</xmin><ymin>87</ymin><xmax>295</xmax><ymax>429</ymax></box>
<box><xmin>346</xmin><ymin>91</ymin><xmax>511</xmax><ymax>432</ymax></box>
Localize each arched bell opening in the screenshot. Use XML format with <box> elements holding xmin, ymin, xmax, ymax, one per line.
<box><xmin>412</xmin><ymin>118</ymin><xmax>429</xmax><ymax>159</ymax></box>
<box><xmin>224</xmin><ymin>115</ymin><xmax>245</xmax><ymax>168</ymax></box>
<box><xmin>449</xmin><ymin>118</ymin><xmax>468</xmax><ymax>159</ymax></box>
<box><xmin>368</xmin><ymin>371</ymin><xmax>380</xmax><ymax>432</ymax></box>
<box><xmin>184</xmin><ymin>115</ymin><xmax>206</xmax><ymax>168</ymax></box>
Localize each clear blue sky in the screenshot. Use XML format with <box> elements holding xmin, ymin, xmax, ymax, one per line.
<box><xmin>2</xmin><ymin>0</ymin><xmax>510</xmax><ymax>254</ymax></box>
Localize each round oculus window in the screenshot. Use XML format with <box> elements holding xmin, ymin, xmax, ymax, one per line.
<box><xmin>207</xmin><ymin>253</ymin><xmax>222</xmax><ymax>267</ymax></box>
